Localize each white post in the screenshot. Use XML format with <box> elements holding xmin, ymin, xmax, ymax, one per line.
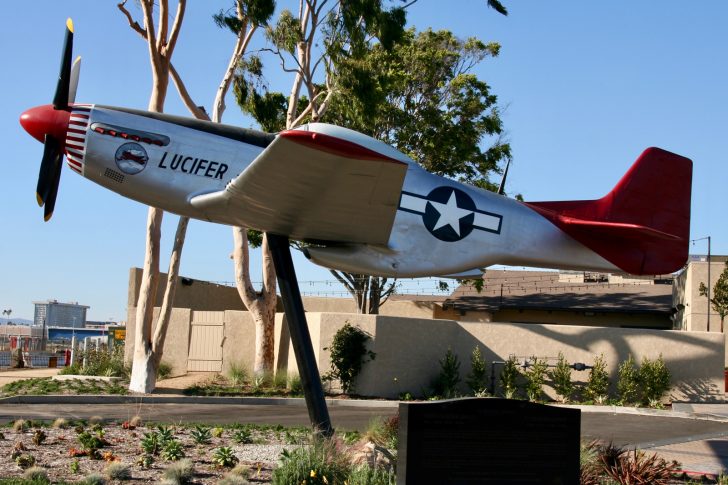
<box><xmin>82</xmin><ymin>338</ymin><xmax>88</xmax><ymax>370</ymax></box>
<box><xmin>70</xmin><ymin>335</ymin><xmax>77</xmax><ymax>367</ymax></box>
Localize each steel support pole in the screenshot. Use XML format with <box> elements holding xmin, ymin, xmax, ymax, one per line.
<box><xmin>267</xmin><ymin>233</ymin><xmax>333</xmax><ymax>437</ymax></box>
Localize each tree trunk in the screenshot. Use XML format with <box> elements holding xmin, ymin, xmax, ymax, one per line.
<box><xmin>129</xmin><ymin>207</ymin><xmax>163</xmax><ymax>393</ymax></box>
<box><xmin>233</xmin><ymin>228</ymin><xmax>277</xmax><ymax>377</ymax></box>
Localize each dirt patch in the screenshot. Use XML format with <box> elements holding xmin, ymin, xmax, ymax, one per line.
<box><xmin>0</xmin><ymin>422</ymin><xmax>304</xmax><ymax>483</ymax></box>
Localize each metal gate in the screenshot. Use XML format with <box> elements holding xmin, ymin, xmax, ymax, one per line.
<box><xmin>187</xmin><ymin>311</ymin><xmax>224</xmax><ymax>372</ymax></box>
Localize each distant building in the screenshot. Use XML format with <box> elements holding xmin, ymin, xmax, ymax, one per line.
<box><xmin>33</xmin><ymin>300</ymin><xmax>89</xmax><ymax>328</ymax></box>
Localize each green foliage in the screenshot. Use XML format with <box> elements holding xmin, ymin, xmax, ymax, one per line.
<box><xmin>212</xmin><ymin>446</ymin><xmax>239</xmax><ymax>468</ymax></box>
<box><xmin>104</xmin><ymin>462</ymin><xmax>131</xmax><ymax>481</ymax></box>
<box><xmin>77</xmin><ymin>430</ymin><xmax>107</xmax><ymax>454</ymax></box>
<box><xmin>271</xmin><ymin>438</ymin><xmax>350</xmax><ymax>485</ymax></box>
<box><xmin>431</xmin><ymin>348</ymin><xmax>461</xmax><ymax>398</ymax></box>
<box><xmin>465</xmin><ymin>346</ymin><xmax>489</xmax><ymax>395</ymax></box>
<box><xmin>226</xmin><ymin>361</ymin><xmax>249</xmax><ymax>387</ymax></box>
<box><xmin>232</xmin><ymin>428</ymin><xmax>253</xmax><ymax>445</ymax></box>
<box><xmin>617</xmin><ymin>355</ymin><xmax>640</xmax><ymax>405</ymax></box>
<box><xmin>21</xmin><ymin>467</ymin><xmax>48</xmax><ymax>483</ymax></box>
<box><xmin>700</xmin><ymin>261</ymin><xmax>728</xmax><ymax>329</ymax></box>
<box><xmin>161</xmin><ymin>459</ymin><xmax>194</xmax><ymax>484</ymax></box>
<box><xmin>365</xmin><ymin>415</ymin><xmax>399</xmax><ymax>450</ymax></box>
<box><xmin>550</xmin><ymin>352</ymin><xmax>574</xmax><ymax>403</ymax></box>
<box><xmin>140</xmin><ymin>432</ymin><xmax>161</xmax><ymax>456</ymax></box>
<box><xmin>325</xmin><ymin>28</ymin><xmax>511</xmax><ymax>192</ymax></box>
<box><xmin>15</xmin><ymin>453</ymin><xmax>36</xmax><ymax>469</ymax></box>
<box><xmin>161</xmin><ymin>439</ymin><xmax>185</xmax><ymax>461</ymax></box>
<box><xmin>213</xmin><ymin>0</ymin><xmax>275</xmax><ymax>33</ymax></box>
<box><xmin>585</xmin><ymin>355</ymin><xmax>610</xmax><ymax>404</ymax></box>
<box><xmin>2</xmin><ymin>376</ymin><xmax>128</xmax><ymax>397</ymax></box>
<box><xmin>69</xmin><ymin>459</ymin><xmax>81</xmax><ymax>474</ymax></box>
<box><xmin>597</xmin><ymin>442</ymin><xmax>679</xmax><ymax>484</ymax></box>
<box><xmin>31</xmin><ymin>429</ymin><xmax>46</xmax><ymax>446</ymax></box>
<box><xmin>189</xmin><ymin>425</ymin><xmax>211</xmax><ymax>445</ymax></box>
<box><xmin>524</xmin><ymin>357</ymin><xmax>548</xmax><ymax>402</ymax></box>
<box><xmin>157</xmin><ymin>425</ymin><xmax>175</xmax><ymax>443</ymax></box>
<box><xmin>82</xmin><ymin>473</ymin><xmax>106</xmax><ymax>485</ymax></box>
<box><xmin>323</xmin><ymin>323</ymin><xmax>376</xmax><ymax>394</ymax></box>
<box><xmin>499</xmin><ymin>355</ymin><xmax>521</xmax><ymax>399</ymax></box>
<box><xmin>59</xmin><ymin>346</ymin><xmax>129</xmax><ymax>378</ymax></box>
<box><xmin>157</xmin><ymin>361</ymin><xmax>173</xmax><ymax>380</ymax></box>
<box><xmin>639</xmin><ymin>355</ymin><xmax>671</xmax><ymax>407</ymax></box>
<box><xmin>212</xmin><ymin>426</ymin><xmax>225</xmax><ymax>438</ymax></box>
<box><xmin>346</xmin><ymin>465</ymin><xmax>397</xmax><ymax>485</ymax></box>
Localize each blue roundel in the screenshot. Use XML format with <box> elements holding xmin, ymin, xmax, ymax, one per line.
<box><xmin>423</xmin><ymin>187</ymin><xmax>476</xmax><ymax>242</ymax></box>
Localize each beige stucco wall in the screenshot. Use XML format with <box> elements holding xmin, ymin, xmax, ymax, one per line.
<box><xmin>124</xmin><ymin>306</ymin><xmax>191</xmax><ymax>377</ymax></box>
<box><xmin>674</xmin><ymin>261</ymin><xmax>725</xmax><ymax>333</ymax></box>
<box><xmin>125</xmin><ymin>308</ymin><xmax>723</xmax><ymax>402</ymax></box>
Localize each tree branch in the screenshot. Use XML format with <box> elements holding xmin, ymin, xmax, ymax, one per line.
<box><xmin>117</xmin><ymin>1</ymin><xmax>148</xmax><ymax>39</ymax></box>
<box><xmin>169</xmin><ymin>63</ymin><xmax>210</xmax><ymax>120</ymax></box>
<box><xmin>157</xmin><ymin>0</ymin><xmax>169</xmax><ymax>54</ymax></box>
<box><xmin>165</xmin><ymin>0</ymin><xmax>187</xmax><ymax>60</ymax></box>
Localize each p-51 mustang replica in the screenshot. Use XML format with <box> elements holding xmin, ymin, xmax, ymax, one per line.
<box><xmin>21</xmin><ymin>20</ymin><xmax>692</xmax><ymax>279</ymax></box>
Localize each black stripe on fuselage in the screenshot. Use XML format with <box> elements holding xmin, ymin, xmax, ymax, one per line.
<box><xmin>97</xmin><ymin>105</ymin><xmax>276</xmax><ymax>148</ymax></box>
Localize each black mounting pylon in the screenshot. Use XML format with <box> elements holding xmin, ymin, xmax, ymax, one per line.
<box><xmin>267</xmin><ymin>233</ymin><xmax>333</xmax><ymax>437</ymax></box>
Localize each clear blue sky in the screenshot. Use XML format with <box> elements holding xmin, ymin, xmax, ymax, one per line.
<box><xmin>1</xmin><ymin>1</ymin><xmax>726</xmax><ymax>321</ymax></box>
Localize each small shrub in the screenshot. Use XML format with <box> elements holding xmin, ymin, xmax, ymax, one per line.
<box><xmin>136</xmin><ymin>454</ymin><xmax>154</xmax><ymax>468</ymax></box>
<box><xmin>365</xmin><ymin>415</ymin><xmax>398</xmax><ymax>450</ymax></box>
<box><xmin>13</xmin><ymin>419</ymin><xmax>28</xmax><ymax>432</ymax></box>
<box><xmin>218</xmin><ymin>475</ymin><xmax>251</xmax><ymax>485</ymax></box>
<box><xmin>229</xmin><ymin>464</ymin><xmax>251</xmax><ymax>478</ymax></box>
<box><xmin>598</xmin><ymin>442</ymin><xmax>679</xmax><ymax>484</ymax></box>
<box><xmin>226</xmin><ymin>361</ymin><xmax>249</xmax><ymax>387</ymax></box>
<box><xmin>32</xmin><ymin>429</ymin><xmax>47</xmax><ymax>446</ymax></box>
<box><xmin>162</xmin><ymin>439</ymin><xmax>186</xmax><ymax>461</ymax></box>
<box><xmin>70</xmin><ymin>458</ymin><xmax>81</xmax><ymax>473</ymax></box>
<box><xmin>157</xmin><ymin>361</ymin><xmax>173</xmax><ymax>379</ymax></box>
<box><xmin>585</xmin><ymin>354</ymin><xmax>610</xmax><ymax>404</ymax></box>
<box><xmin>640</xmin><ymin>355</ymin><xmax>671</xmax><ymax>407</ymax></box>
<box><xmin>89</xmin><ymin>415</ymin><xmax>104</xmax><ymax>425</ymax></box>
<box><xmin>141</xmin><ymin>432</ymin><xmax>161</xmax><ymax>455</ymax></box>
<box><xmin>212</xmin><ymin>426</ymin><xmax>225</xmax><ymax>438</ymax></box>
<box><xmin>129</xmin><ymin>415</ymin><xmax>143</xmax><ymax>427</ymax></box>
<box><xmin>52</xmin><ymin>417</ymin><xmax>69</xmax><ymax>429</ymax></box>
<box><xmin>465</xmin><ymin>346</ymin><xmax>489</xmax><ymax>395</ymax></box>
<box><xmin>22</xmin><ymin>466</ymin><xmax>49</xmax><ymax>482</ymax></box>
<box><xmin>550</xmin><ymin>352</ymin><xmax>574</xmax><ymax>403</ymax></box>
<box><xmin>346</xmin><ymin>464</ymin><xmax>396</xmax><ymax>485</ymax></box>
<box><xmin>432</xmin><ymin>348</ymin><xmax>461</xmax><ymax>398</ymax></box>
<box><xmin>323</xmin><ymin>322</ymin><xmax>376</xmax><ymax>394</ymax></box>
<box><xmin>232</xmin><ymin>428</ymin><xmax>253</xmax><ymax>444</ymax></box>
<box><xmin>288</xmin><ymin>374</ymin><xmax>303</xmax><ymax>394</ymax></box>
<box><xmin>83</xmin><ymin>473</ymin><xmax>107</xmax><ymax>485</ymax></box>
<box><xmin>105</xmin><ymin>462</ymin><xmax>132</xmax><ymax>480</ymax></box>
<box><xmin>617</xmin><ymin>355</ymin><xmax>640</xmax><ymax>405</ymax></box>
<box><xmin>212</xmin><ymin>446</ymin><xmax>240</xmax><ymax>468</ymax></box>
<box><xmin>500</xmin><ymin>355</ymin><xmax>521</xmax><ymax>399</ymax></box>
<box><xmin>271</xmin><ymin>438</ymin><xmax>350</xmax><ymax>485</ymax></box>
<box><xmin>157</xmin><ymin>425</ymin><xmax>175</xmax><ymax>443</ymax></box>
<box><xmin>190</xmin><ymin>425</ymin><xmax>212</xmax><ymax>444</ymax></box>
<box><xmin>78</xmin><ymin>430</ymin><xmax>107</xmax><ymax>453</ymax></box>
<box><xmin>524</xmin><ymin>357</ymin><xmax>548</xmax><ymax>402</ymax></box>
<box><xmin>15</xmin><ymin>453</ymin><xmax>36</xmax><ymax>469</ymax></box>
<box><xmin>162</xmin><ymin>458</ymin><xmax>194</xmax><ymax>484</ymax></box>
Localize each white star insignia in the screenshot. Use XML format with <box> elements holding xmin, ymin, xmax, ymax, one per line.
<box><xmin>429</xmin><ymin>191</ymin><xmax>473</xmax><ymax>236</ymax></box>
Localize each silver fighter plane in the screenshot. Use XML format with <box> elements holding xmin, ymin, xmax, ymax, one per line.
<box><xmin>21</xmin><ymin>20</ymin><xmax>692</xmax><ymax>278</ymax></box>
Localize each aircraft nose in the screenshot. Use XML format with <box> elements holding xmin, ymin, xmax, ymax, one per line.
<box><xmin>20</xmin><ymin>105</ymin><xmax>71</xmax><ymax>144</ymax></box>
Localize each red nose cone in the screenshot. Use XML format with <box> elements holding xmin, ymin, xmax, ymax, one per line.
<box><xmin>20</xmin><ymin>105</ymin><xmax>71</xmax><ymax>144</ymax></box>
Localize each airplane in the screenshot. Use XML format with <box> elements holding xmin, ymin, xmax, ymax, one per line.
<box><xmin>21</xmin><ymin>20</ymin><xmax>693</xmax><ymax>279</ymax></box>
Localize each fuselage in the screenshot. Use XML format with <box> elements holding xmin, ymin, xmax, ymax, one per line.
<box><xmin>53</xmin><ymin>104</ymin><xmax>618</xmax><ymax>277</ymax></box>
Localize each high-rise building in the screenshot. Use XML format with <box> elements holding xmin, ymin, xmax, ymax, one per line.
<box><xmin>33</xmin><ymin>300</ymin><xmax>89</xmax><ymax>328</ymax></box>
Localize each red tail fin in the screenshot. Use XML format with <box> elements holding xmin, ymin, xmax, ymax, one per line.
<box><xmin>524</xmin><ymin>147</ymin><xmax>692</xmax><ymax>275</ymax></box>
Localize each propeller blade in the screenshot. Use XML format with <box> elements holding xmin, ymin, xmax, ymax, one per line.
<box><xmin>52</xmin><ymin>18</ymin><xmax>74</xmax><ymax>110</ymax></box>
<box><xmin>497</xmin><ymin>158</ymin><xmax>511</xmax><ymax>196</ymax></box>
<box><xmin>36</xmin><ymin>134</ymin><xmax>61</xmax><ymax>206</ymax></box>
<box><xmin>68</xmin><ymin>56</ymin><xmax>81</xmax><ymax>105</ymax></box>
<box><xmin>43</xmin><ymin>151</ymin><xmax>64</xmax><ymax>222</ymax></box>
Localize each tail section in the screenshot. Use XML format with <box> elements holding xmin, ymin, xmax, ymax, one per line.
<box><xmin>524</xmin><ymin>147</ymin><xmax>692</xmax><ymax>275</ymax></box>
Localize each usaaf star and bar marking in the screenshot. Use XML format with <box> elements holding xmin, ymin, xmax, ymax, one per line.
<box><xmin>399</xmin><ymin>187</ymin><xmax>503</xmax><ymax>242</ymax></box>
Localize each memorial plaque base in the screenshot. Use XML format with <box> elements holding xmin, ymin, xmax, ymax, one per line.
<box><xmin>398</xmin><ymin>398</ymin><xmax>580</xmax><ymax>485</ymax></box>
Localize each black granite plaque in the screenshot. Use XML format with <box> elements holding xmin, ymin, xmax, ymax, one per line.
<box><xmin>397</xmin><ymin>398</ymin><xmax>580</xmax><ymax>485</ymax></box>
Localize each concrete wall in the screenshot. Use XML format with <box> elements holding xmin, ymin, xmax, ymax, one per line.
<box><xmin>462</xmin><ymin>308</ymin><xmax>672</xmax><ymax>329</ymax></box>
<box><xmin>674</xmin><ymin>261</ymin><xmax>725</xmax><ymax>333</ymax></box>
<box><xmin>124</xmin><ymin>306</ymin><xmax>191</xmax><ymax>377</ymax></box>
<box><xmin>125</xmin><ymin>308</ymin><xmax>724</xmax><ymax>402</ymax></box>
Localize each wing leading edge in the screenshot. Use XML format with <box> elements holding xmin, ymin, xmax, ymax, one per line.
<box><xmin>190</xmin><ymin>129</ymin><xmax>408</xmax><ymax>244</ymax></box>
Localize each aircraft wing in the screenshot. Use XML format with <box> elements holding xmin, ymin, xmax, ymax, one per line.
<box><xmin>190</xmin><ymin>129</ymin><xmax>408</xmax><ymax>244</ymax></box>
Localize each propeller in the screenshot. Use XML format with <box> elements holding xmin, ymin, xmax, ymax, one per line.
<box><xmin>19</xmin><ymin>18</ymin><xmax>81</xmax><ymax>221</ymax></box>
